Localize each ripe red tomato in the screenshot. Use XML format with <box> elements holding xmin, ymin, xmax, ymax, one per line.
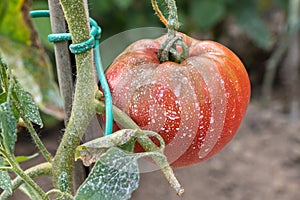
<box><xmin>105</xmin><ymin>32</ymin><xmax>250</xmax><ymax>167</ymax></box>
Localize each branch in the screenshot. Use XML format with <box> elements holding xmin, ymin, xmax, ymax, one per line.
<box><xmin>0</xmin><ymin>162</ymin><xmax>52</xmax><ymax>200</ymax></box>
<box><xmin>52</xmin><ymin>0</ymin><xmax>97</xmax><ymax>192</ymax></box>
<box><xmin>11</xmin><ymin>98</ymin><xmax>52</xmax><ymax>163</ymax></box>
<box><xmin>0</xmin><ymin>149</ymin><xmax>50</xmax><ymax>199</ymax></box>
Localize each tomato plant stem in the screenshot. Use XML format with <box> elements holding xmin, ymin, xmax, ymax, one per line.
<box><xmin>151</xmin><ymin>0</ymin><xmax>180</xmax><ymax>29</ymax></box>
<box><xmin>52</xmin><ymin>0</ymin><xmax>97</xmax><ymax>193</ymax></box>
<box><xmin>11</xmin><ymin>98</ymin><xmax>53</xmax><ymax>163</ymax></box>
<box><xmin>45</xmin><ymin>189</ymin><xmax>74</xmax><ymax>199</ymax></box>
<box><xmin>0</xmin><ymin>162</ymin><xmax>52</xmax><ymax>200</ymax></box>
<box><xmin>95</xmin><ymin>100</ymin><xmax>139</xmax><ymax>130</ymax></box>
<box><xmin>151</xmin><ymin>0</ymin><xmax>168</xmax><ymax>27</ymax></box>
<box><xmin>151</xmin><ymin>0</ymin><xmax>188</xmax><ymax>63</ymax></box>
<box><xmin>48</xmin><ymin>0</ymin><xmax>91</xmax><ymax>191</ymax></box>
<box><xmin>165</xmin><ymin>0</ymin><xmax>180</xmax><ymax>30</ymax></box>
<box><xmin>0</xmin><ymin>150</ymin><xmax>48</xmax><ymax>199</ymax></box>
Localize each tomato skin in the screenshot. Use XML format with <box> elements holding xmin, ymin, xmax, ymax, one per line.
<box><xmin>105</xmin><ymin>32</ymin><xmax>250</xmax><ymax>168</ymax></box>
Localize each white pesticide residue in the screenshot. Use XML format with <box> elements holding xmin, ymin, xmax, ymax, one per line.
<box><xmin>184</xmin><ymin>56</ymin><xmax>227</xmax><ymax>159</ymax></box>
<box><xmin>210</xmin><ymin>117</ymin><xmax>214</xmax><ymax>124</ymax></box>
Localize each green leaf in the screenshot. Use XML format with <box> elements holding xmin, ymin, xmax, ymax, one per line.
<box><xmin>13</xmin><ymin>80</ymin><xmax>43</xmax><ymax>127</ymax></box>
<box><xmin>59</xmin><ymin>171</ymin><xmax>70</xmax><ymax>193</ymax></box>
<box><xmin>75</xmin><ymin>147</ymin><xmax>140</xmax><ymax>200</ymax></box>
<box><xmin>75</xmin><ymin>129</ymin><xmax>138</xmax><ymax>166</ymax></box>
<box><xmin>231</xmin><ymin>1</ymin><xmax>272</xmax><ymax>49</ymax></box>
<box><xmin>1</xmin><ymin>153</ymin><xmax>39</xmax><ymax>166</ymax></box>
<box><xmin>0</xmin><ymin>58</ymin><xmax>9</xmax><ymax>91</ymax></box>
<box><xmin>0</xmin><ymin>102</ymin><xmax>17</xmax><ymax>154</ymax></box>
<box><xmin>190</xmin><ymin>0</ymin><xmax>226</xmax><ymax>30</ymax></box>
<box><xmin>76</xmin><ymin>129</ymin><xmax>166</xmax><ymax>166</ymax></box>
<box><xmin>1</xmin><ymin>55</ymin><xmax>43</xmax><ymax>126</ymax></box>
<box><xmin>75</xmin><ymin>129</ymin><xmax>184</xmax><ymax>196</ymax></box>
<box><xmin>0</xmin><ymin>0</ymin><xmax>64</xmax><ymax>119</ymax></box>
<box><xmin>14</xmin><ymin>153</ymin><xmax>39</xmax><ymax>163</ymax></box>
<box><xmin>0</xmin><ymin>0</ymin><xmax>32</xmax><ymax>45</ymax></box>
<box><xmin>0</xmin><ymin>171</ymin><xmax>12</xmax><ymax>195</ymax></box>
<box><xmin>119</xmin><ymin>137</ymin><xmax>136</xmax><ymax>152</ymax></box>
<box><xmin>0</xmin><ymin>37</ymin><xmax>64</xmax><ymax>118</ymax></box>
<box><xmin>0</xmin><ymin>154</ymin><xmax>37</xmax><ymax>167</ymax></box>
<box><xmin>0</xmin><ymin>93</ymin><xmax>7</xmax><ymax>104</ymax></box>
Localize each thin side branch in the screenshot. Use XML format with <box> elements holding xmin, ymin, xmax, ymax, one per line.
<box><xmin>0</xmin><ymin>162</ymin><xmax>52</xmax><ymax>200</ymax></box>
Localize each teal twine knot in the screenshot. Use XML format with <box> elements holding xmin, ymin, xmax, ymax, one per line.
<box><xmin>30</xmin><ymin>10</ymin><xmax>113</xmax><ymax>136</ymax></box>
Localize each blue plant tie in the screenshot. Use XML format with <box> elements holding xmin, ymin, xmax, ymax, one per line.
<box><xmin>30</xmin><ymin>10</ymin><xmax>113</xmax><ymax>136</ymax></box>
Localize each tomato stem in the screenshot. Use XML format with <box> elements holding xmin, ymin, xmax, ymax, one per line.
<box><xmin>165</xmin><ymin>0</ymin><xmax>180</xmax><ymax>30</ymax></box>
<box><xmin>0</xmin><ymin>162</ymin><xmax>52</xmax><ymax>199</ymax></box>
<box><xmin>0</xmin><ymin>149</ymin><xmax>48</xmax><ymax>199</ymax></box>
<box><xmin>151</xmin><ymin>0</ymin><xmax>189</xmax><ymax>63</ymax></box>
<box><xmin>52</xmin><ymin>0</ymin><xmax>97</xmax><ymax>193</ymax></box>
<box><xmin>151</xmin><ymin>0</ymin><xmax>168</xmax><ymax>27</ymax></box>
<box><xmin>11</xmin><ymin>97</ymin><xmax>53</xmax><ymax>163</ymax></box>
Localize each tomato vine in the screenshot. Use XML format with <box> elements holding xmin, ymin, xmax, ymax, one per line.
<box><xmin>151</xmin><ymin>0</ymin><xmax>189</xmax><ymax>63</ymax></box>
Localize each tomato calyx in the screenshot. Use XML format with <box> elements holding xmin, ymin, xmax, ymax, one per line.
<box><xmin>158</xmin><ymin>30</ymin><xmax>189</xmax><ymax>63</ymax></box>
<box><xmin>151</xmin><ymin>0</ymin><xmax>189</xmax><ymax>63</ymax></box>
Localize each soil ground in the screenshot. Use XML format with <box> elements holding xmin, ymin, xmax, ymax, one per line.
<box><xmin>10</xmin><ymin>100</ymin><xmax>300</xmax><ymax>200</ymax></box>
<box><xmin>132</xmin><ymin>101</ymin><xmax>300</xmax><ymax>200</ymax></box>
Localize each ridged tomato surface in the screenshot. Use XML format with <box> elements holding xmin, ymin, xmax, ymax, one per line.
<box><xmin>105</xmin><ymin>32</ymin><xmax>250</xmax><ymax>167</ymax></box>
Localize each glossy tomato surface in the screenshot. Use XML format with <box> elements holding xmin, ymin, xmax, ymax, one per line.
<box><xmin>105</xmin><ymin>32</ymin><xmax>250</xmax><ymax>167</ymax></box>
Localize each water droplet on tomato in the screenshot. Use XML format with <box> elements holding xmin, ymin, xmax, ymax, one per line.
<box><xmin>210</xmin><ymin>117</ymin><xmax>214</xmax><ymax>124</ymax></box>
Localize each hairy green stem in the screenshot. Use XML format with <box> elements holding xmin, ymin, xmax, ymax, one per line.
<box><xmin>52</xmin><ymin>0</ymin><xmax>97</xmax><ymax>192</ymax></box>
<box><xmin>151</xmin><ymin>0</ymin><xmax>168</xmax><ymax>27</ymax></box>
<box><xmin>0</xmin><ymin>162</ymin><xmax>52</xmax><ymax>199</ymax></box>
<box><xmin>95</xmin><ymin>100</ymin><xmax>139</xmax><ymax>130</ymax></box>
<box><xmin>45</xmin><ymin>189</ymin><xmax>74</xmax><ymax>199</ymax></box>
<box><xmin>0</xmin><ymin>150</ymin><xmax>48</xmax><ymax>199</ymax></box>
<box><xmin>0</xmin><ymin>166</ymin><xmax>12</xmax><ymax>171</ymax></box>
<box><xmin>11</xmin><ymin>98</ymin><xmax>52</xmax><ymax>163</ymax></box>
<box><xmin>165</xmin><ymin>0</ymin><xmax>180</xmax><ymax>30</ymax></box>
<box><xmin>151</xmin><ymin>0</ymin><xmax>188</xmax><ymax>63</ymax></box>
<box><xmin>151</xmin><ymin>0</ymin><xmax>180</xmax><ymax>29</ymax></box>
